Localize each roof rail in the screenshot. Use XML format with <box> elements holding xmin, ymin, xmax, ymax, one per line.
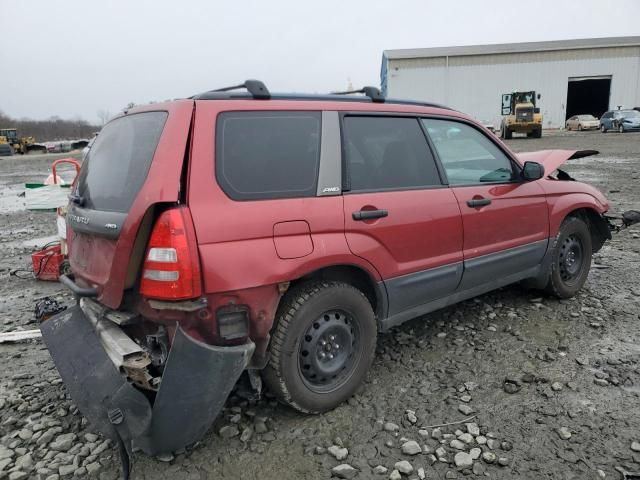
<box><xmin>209</xmin><ymin>79</ymin><xmax>271</xmax><ymax>99</ymax></box>
<box><xmin>331</xmin><ymin>86</ymin><xmax>385</xmax><ymax>103</ymax></box>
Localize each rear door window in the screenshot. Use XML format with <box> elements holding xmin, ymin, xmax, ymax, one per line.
<box><xmin>216</xmin><ymin>111</ymin><xmax>321</xmax><ymax>200</ymax></box>
<box><xmin>342</xmin><ymin>116</ymin><xmax>441</xmax><ymax>191</ymax></box>
<box><xmin>75</xmin><ymin>111</ymin><xmax>168</xmax><ymax>212</ymax></box>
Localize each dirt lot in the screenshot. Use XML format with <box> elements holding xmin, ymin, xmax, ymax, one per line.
<box><xmin>1</xmin><ymin>131</ymin><xmax>639</xmax><ymax>480</ymax></box>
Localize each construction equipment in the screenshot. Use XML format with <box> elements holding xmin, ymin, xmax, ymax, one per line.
<box><xmin>500</xmin><ymin>91</ymin><xmax>543</xmax><ymax>139</ymax></box>
<box><xmin>0</xmin><ymin>128</ymin><xmax>47</xmax><ymax>155</ymax></box>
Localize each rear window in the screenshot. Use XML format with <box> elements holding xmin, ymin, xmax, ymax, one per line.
<box><xmin>216</xmin><ymin>111</ymin><xmax>321</xmax><ymax>200</ymax></box>
<box><xmin>343</xmin><ymin>116</ymin><xmax>441</xmax><ymax>191</ymax></box>
<box><xmin>76</xmin><ymin>112</ymin><xmax>167</xmax><ymax>212</ymax></box>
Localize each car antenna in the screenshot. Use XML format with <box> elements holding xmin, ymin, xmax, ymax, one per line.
<box><xmin>212</xmin><ymin>79</ymin><xmax>271</xmax><ymax>99</ymax></box>
<box><xmin>331</xmin><ymin>86</ymin><xmax>385</xmax><ymax>103</ymax></box>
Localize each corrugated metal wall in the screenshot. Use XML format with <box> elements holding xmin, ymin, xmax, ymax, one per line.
<box><xmin>386</xmin><ymin>46</ymin><xmax>640</xmax><ymax>128</ymax></box>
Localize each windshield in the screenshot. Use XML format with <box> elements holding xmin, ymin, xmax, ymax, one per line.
<box><xmin>578</xmin><ymin>115</ymin><xmax>596</xmax><ymax>120</ymax></box>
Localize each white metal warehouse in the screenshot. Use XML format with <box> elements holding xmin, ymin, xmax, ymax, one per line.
<box><xmin>381</xmin><ymin>36</ymin><xmax>640</xmax><ymax>129</ymax></box>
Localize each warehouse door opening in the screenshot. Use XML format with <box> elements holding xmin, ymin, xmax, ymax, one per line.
<box><xmin>565</xmin><ymin>76</ymin><xmax>611</xmax><ymax>120</ymax></box>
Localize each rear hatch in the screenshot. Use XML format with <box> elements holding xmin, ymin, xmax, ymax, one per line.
<box><xmin>67</xmin><ymin>100</ymin><xmax>194</xmax><ymax>308</ymax></box>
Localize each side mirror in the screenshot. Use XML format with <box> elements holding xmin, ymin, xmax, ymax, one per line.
<box><xmin>522</xmin><ymin>161</ymin><xmax>544</xmax><ymax>181</ymax></box>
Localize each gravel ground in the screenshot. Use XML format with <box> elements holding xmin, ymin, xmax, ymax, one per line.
<box><xmin>0</xmin><ymin>131</ymin><xmax>639</xmax><ymax>480</ymax></box>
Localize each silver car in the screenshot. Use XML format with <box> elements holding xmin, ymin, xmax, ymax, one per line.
<box><xmin>566</xmin><ymin>114</ymin><xmax>599</xmax><ymax>131</ymax></box>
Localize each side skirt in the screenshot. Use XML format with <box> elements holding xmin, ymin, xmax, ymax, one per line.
<box><xmin>379</xmin><ymin>265</ymin><xmax>541</xmax><ymax>331</ymax></box>
<box><xmin>378</xmin><ymin>239</ymin><xmax>550</xmax><ymax>331</ymax></box>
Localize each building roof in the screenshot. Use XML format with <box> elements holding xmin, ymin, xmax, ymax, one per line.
<box><xmin>384</xmin><ymin>36</ymin><xmax>640</xmax><ymax>60</ymax></box>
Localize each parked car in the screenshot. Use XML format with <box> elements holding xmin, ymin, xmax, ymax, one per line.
<box><xmin>565</xmin><ymin>114</ymin><xmax>599</xmax><ymax>131</ymax></box>
<box><xmin>600</xmin><ymin>109</ymin><xmax>640</xmax><ymax>133</ymax></box>
<box><xmin>42</xmin><ymin>80</ymin><xmax>613</xmax><ymax>457</ymax></box>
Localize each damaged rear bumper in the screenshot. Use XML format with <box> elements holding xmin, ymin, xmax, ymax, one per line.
<box><xmin>40</xmin><ymin>304</ymin><xmax>254</xmax><ymax>455</ymax></box>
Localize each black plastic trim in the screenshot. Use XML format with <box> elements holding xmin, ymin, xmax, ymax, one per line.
<box><xmin>352</xmin><ymin>209</ymin><xmax>388</xmax><ymax>221</ymax></box>
<box><xmin>457</xmin><ymin>239</ymin><xmax>548</xmax><ymax>292</ymax></box>
<box><xmin>59</xmin><ymin>274</ymin><xmax>98</xmax><ymax>298</ymax></box>
<box><xmin>379</xmin><ymin>239</ymin><xmax>550</xmax><ymax>330</ymax></box>
<box><xmin>67</xmin><ymin>205</ymin><xmax>127</xmax><ymax>239</ymax></box>
<box><xmin>385</xmin><ymin>262</ymin><xmax>463</xmax><ymax>317</ymax></box>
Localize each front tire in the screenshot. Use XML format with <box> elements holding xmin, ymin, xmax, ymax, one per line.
<box><xmin>544</xmin><ymin>216</ymin><xmax>592</xmax><ymax>299</ymax></box>
<box><xmin>618</xmin><ymin>124</ymin><xmax>625</xmax><ymax>133</ymax></box>
<box><xmin>263</xmin><ymin>281</ymin><xmax>377</xmax><ymax>413</ymax></box>
<box><xmin>601</xmin><ymin>125</ymin><xmax>607</xmax><ymax>133</ymax></box>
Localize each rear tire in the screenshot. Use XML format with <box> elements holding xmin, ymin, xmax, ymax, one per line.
<box><xmin>578</xmin><ymin>124</ymin><xmax>582</xmax><ymax>131</ymax></box>
<box><xmin>618</xmin><ymin>124</ymin><xmax>625</xmax><ymax>133</ymax></box>
<box><xmin>544</xmin><ymin>216</ymin><xmax>592</xmax><ymax>299</ymax></box>
<box><xmin>600</xmin><ymin>125</ymin><xmax>607</xmax><ymax>133</ymax></box>
<box><xmin>263</xmin><ymin>281</ymin><xmax>377</xmax><ymax>413</ymax></box>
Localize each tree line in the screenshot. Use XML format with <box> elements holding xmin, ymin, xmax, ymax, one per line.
<box><xmin>0</xmin><ymin>111</ymin><xmax>100</xmax><ymax>142</ymax></box>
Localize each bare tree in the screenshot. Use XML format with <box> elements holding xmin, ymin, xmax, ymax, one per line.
<box><xmin>96</xmin><ymin>109</ymin><xmax>112</xmax><ymax>125</ymax></box>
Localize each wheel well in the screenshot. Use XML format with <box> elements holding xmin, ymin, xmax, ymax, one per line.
<box><xmin>566</xmin><ymin>208</ymin><xmax>611</xmax><ymax>252</ymax></box>
<box><xmin>291</xmin><ymin>265</ymin><xmax>382</xmax><ymax>316</ymax></box>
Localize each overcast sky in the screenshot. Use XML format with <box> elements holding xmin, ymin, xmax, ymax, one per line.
<box><xmin>1</xmin><ymin>0</ymin><xmax>638</xmax><ymax>124</ymax></box>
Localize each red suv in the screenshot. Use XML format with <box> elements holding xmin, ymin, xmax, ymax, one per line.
<box><xmin>42</xmin><ymin>80</ymin><xmax>612</xmax><ymax>457</ymax></box>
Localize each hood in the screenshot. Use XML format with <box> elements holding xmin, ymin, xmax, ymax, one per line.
<box><xmin>516</xmin><ymin>149</ymin><xmax>599</xmax><ymax>175</ymax></box>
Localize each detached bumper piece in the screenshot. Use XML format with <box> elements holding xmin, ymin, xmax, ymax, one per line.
<box><xmin>605</xmin><ymin>210</ymin><xmax>640</xmax><ymax>232</ymax></box>
<box><xmin>40</xmin><ymin>305</ymin><xmax>254</xmax><ymax>455</ymax></box>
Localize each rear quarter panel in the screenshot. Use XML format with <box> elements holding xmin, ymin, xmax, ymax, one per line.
<box><xmin>69</xmin><ymin>100</ymin><xmax>194</xmax><ymax>308</ymax></box>
<box><xmin>188</xmin><ymin>100</ymin><xmax>386</xmax><ymax>295</ymax></box>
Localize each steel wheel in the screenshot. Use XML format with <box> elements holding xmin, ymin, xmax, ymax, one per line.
<box><xmin>299</xmin><ymin>309</ymin><xmax>359</xmax><ymax>393</ymax></box>
<box><xmin>264</xmin><ymin>281</ymin><xmax>377</xmax><ymax>413</ymax></box>
<box><xmin>558</xmin><ymin>234</ymin><xmax>585</xmax><ymax>284</ymax></box>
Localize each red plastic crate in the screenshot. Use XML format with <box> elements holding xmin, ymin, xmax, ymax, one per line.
<box><xmin>31</xmin><ymin>244</ymin><xmax>64</xmax><ymax>281</ymax></box>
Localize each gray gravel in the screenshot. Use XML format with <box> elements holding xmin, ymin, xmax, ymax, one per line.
<box><xmin>1</xmin><ymin>132</ymin><xmax>640</xmax><ymax>479</ymax></box>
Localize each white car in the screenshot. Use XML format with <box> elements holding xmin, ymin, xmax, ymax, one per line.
<box><xmin>566</xmin><ymin>114</ymin><xmax>599</xmax><ymax>131</ymax></box>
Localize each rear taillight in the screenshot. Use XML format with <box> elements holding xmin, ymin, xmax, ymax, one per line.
<box><xmin>139</xmin><ymin>207</ymin><xmax>202</xmax><ymax>300</ymax></box>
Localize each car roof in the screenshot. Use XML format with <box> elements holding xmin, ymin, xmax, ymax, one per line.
<box><xmin>123</xmin><ymin>81</ymin><xmax>474</xmax><ymax>123</ymax></box>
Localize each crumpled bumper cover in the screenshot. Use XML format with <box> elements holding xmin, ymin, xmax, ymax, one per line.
<box><xmin>40</xmin><ymin>305</ymin><xmax>254</xmax><ymax>455</ymax></box>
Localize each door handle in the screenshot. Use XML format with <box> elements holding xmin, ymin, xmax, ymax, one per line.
<box><xmin>467</xmin><ymin>198</ymin><xmax>492</xmax><ymax>208</ymax></box>
<box><xmin>353</xmin><ymin>209</ymin><xmax>388</xmax><ymax>221</ymax></box>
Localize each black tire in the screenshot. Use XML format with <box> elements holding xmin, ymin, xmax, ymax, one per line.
<box><xmin>533</xmin><ymin>128</ymin><xmax>542</xmax><ymax>138</ymax></box>
<box><xmin>544</xmin><ymin>216</ymin><xmax>592</xmax><ymax>298</ymax></box>
<box><xmin>263</xmin><ymin>281</ymin><xmax>377</xmax><ymax>413</ymax></box>
<box><xmin>618</xmin><ymin>124</ymin><xmax>625</xmax><ymax>133</ymax></box>
<box><xmin>504</xmin><ymin>127</ymin><xmax>512</xmax><ymax>140</ymax></box>
<box><xmin>601</xmin><ymin>124</ymin><xmax>607</xmax><ymax>133</ymax></box>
